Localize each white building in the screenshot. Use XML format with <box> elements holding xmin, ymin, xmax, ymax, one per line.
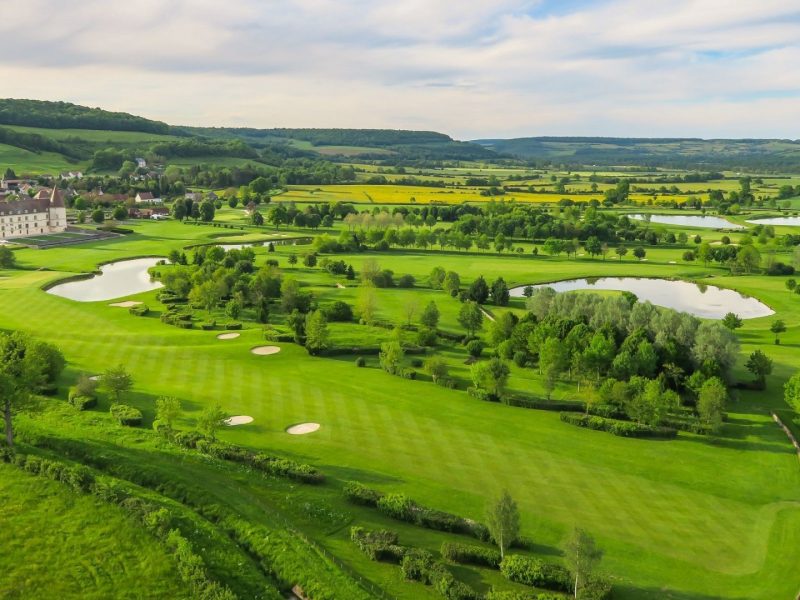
<box><xmin>135</xmin><ymin>192</ymin><xmax>162</xmax><ymax>204</ymax></box>
<box><xmin>0</xmin><ymin>188</ymin><xmax>67</xmax><ymax>239</ymax></box>
<box><xmin>135</xmin><ymin>157</ymin><xmax>147</xmax><ymax>169</ymax></box>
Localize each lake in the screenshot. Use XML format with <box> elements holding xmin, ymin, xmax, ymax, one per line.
<box><xmin>46</xmin><ymin>257</ymin><xmax>164</xmax><ymax>302</ymax></box>
<box><xmin>509</xmin><ymin>277</ymin><xmax>773</xmax><ymax>319</ymax></box>
<box><xmin>745</xmin><ymin>216</ymin><xmax>800</xmax><ymax>227</ymax></box>
<box><xmin>628</xmin><ymin>214</ymin><xmax>745</xmax><ymax>230</ymax></box>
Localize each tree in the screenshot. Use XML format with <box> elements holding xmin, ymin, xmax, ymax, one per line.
<box><xmin>429</xmin><ymin>266</ymin><xmax>446</xmax><ymax>289</ymax></box>
<box><xmin>420</xmin><ymin>301</ymin><xmax>440</xmax><ymax>330</ymax></box>
<box><xmin>288</xmin><ymin>253</ymin><xmax>298</xmax><ymax>267</ymax></box>
<box><xmin>403</xmin><ymin>298</ymin><xmax>419</xmax><ymax>326</ymax></box>
<box><xmin>225</xmin><ymin>298</ymin><xmax>241</xmax><ymax>320</ymax></box>
<box><xmin>154</xmin><ymin>396</ymin><xmax>181</xmax><ymax>431</ymax></box>
<box><xmin>91</xmin><ymin>208</ymin><xmax>105</xmax><ymax>223</ymax></box>
<box><xmin>287</xmin><ymin>309</ymin><xmax>306</xmax><ymax>343</ymax></box>
<box><xmin>304</xmin><ymin>310</ymin><xmax>329</xmax><ymax>355</ymax></box>
<box><xmin>485</xmin><ymin>490</ymin><xmax>520</xmax><ymax>560</ymax></box>
<box><xmin>199</xmin><ymin>200</ymin><xmax>215</xmax><ymax>222</ymax></box>
<box><xmin>424</xmin><ymin>356</ymin><xmax>449</xmax><ymax>384</ymax></box>
<box><xmin>771</xmin><ymin>319</ymin><xmax>787</xmax><ymax>345</ymax></box>
<box><xmin>467</xmin><ymin>276</ymin><xmax>490</xmax><ymax>304</ymax></box>
<box><xmin>458</xmin><ymin>301</ymin><xmax>484</xmax><ymax>336</ymax></box>
<box><xmin>490</xmin><ymin>277</ymin><xmax>510</xmax><ymax>306</ymax></box>
<box><xmin>443</xmin><ymin>271</ymin><xmax>461</xmax><ymax>296</ymax></box>
<box><xmin>697</xmin><ymin>377</ymin><xmax>727</xmax><ymax>433</ymax></box>
<box><xmin>471</xmin><ymin>357</ymin><xmax>510</xmax><ymax>399</ymax></box>
<box><xmin>102</xmin><ymin>364</ymin><xmax>133</xmax><ymax>403</ymax></box>
<box><xmin>357</xmin><ymin>283</ymin><xmax>378</xmax><ymax>325</ymax></box>
<box><xmin>633</xmin><ymin>246</ymin><xmax>646</xmax><ymax>260</ymax></box>
<box><xmin>303</xmin><ymin>253</ymin><xmax>318</xmax><ymax>268</ymax></box>
<box><xmin>745</xmin><ymin>350</ymin><xmax>773</xmax><ymax>389</ymax></box>
<box><xmin>615</xmin><ymin>245</ymin><xmax>627</xmax><ymax>261</ymax></box>
<box><xmin>565</xmin><ymin>528</ymin><xmax>603</xmax><ymax>599</ymax></box>
<box><xmin>112</xmin><ymin>205</ymin><xmax>128</xmax><ymax>221</ymax></box>
<box><xmin>784</xmin><ymin>372</ymin><xmax>800</xmax><ymax>412</ymax></box>
<box><xmin>197</xmin><ymin>404</ymin><xmax>228</xmax><ymax>440</ymax></box>
<box><xmin>379</xmin><ymin>340</ymin><xmax>404</xmax><ymax>375</ymax></box>
<box><xmin>722</xmin><ymin>312</ymin><xmax>743</xmax><ymax>331</ymax></box>
<box><xmin>584</xmin><ymin>236</ymin><xmax>602</xmax><ymax>258</ymax></box>
<box><xmin>251</xmin><ymin>210</ymin><xmax>264</xmax><ymax>226</ymax></box>
<box><xmin>190</xmin><ymin>280</ymin><xmax>222</xmax><ymax>313</ymax></box>
<box><xmin>539</xmin><ymin>337</ymin><xmax>568</xmax><ymax>399</ymax></box>
<box><xmin>0</xmin><ymin>332</ymin><xmax>50</xmax><ymax>447</ymax></box>
<box><xmin>0</xmin><ymin>246</ymin><xmax>16</xmax><ymax>269</ymax></box>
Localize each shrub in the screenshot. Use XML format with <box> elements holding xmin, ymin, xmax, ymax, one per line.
<box><xmin>377</xmin><ymin>493</ymin><xmax>416</xmax><ymax>521</ymax></box>
<box><xmin>200</xmin><ymin>322</ymin><xmax>216</xmax><ymax>331</ymax></box>
<box><xmin>560</xmin><ymin>412</ymin><xmax>678</xmax><ymax>438</ymax></box>
<box><xmin>322</xmin><ymin>300</ymin><xmax>353</xmax><ymax>322</ymax></box>
<box><xmin>343</xmin><ymin>481</ymin><xmax>384</xmax><ymax>506</ymax></box>
<box><xmin>513</xmin><ymin>351</ymin><xmax>527</xmax><ymax>367</ymax></box>
<box><xmin>467</xmin><ymin>386</ymin><xmax>495</xmax><ymax>402</ymax></box>
<box><xmin>410</xmin><ymin>358</ymin><xmax>424</xmax><ymax>368</ymax></box>
<box><xmin>128</xmin><ymin>304</ymin><xmax>150</xmax><ymax>316</ymax></box>
<box><xmin>225</xmin><ymin>322</ymin><xmax>242</xmax><ymax>330</ymax></box>
<box><xmin>401</xmin><ymin>548</ymin><xmax>436</xmax><ymax>581</ymax></box>
<box><xmin>441</xmin><ymin>542</ymin><xmax>501</xmax><ymax>568</ymax></box>
<box><xmin>499</xmin><ymin>555</ymin><xmax>572</xmax><ymax>592</ymax></box>
<box><xmin>397</xmin><ymin>274</ymin><xmax>416</xmax><ymax>288</ymax></box>
<box><xmin>355</xmin><ymin>356</ymin><xmax>366</xmax><ymax>367</ymax></box>
<box><xmin>350</xmin><ymin>526</ymin><xmax>406</xmax><ymax>563</ymax></box>
<box><xmin>466</xmin><ymin>340</ymin><xmax>484</xmax><ymax>358</ymax></box>
<box><xmin>69</xmin><ymin>395</ymin><xmax>97</xmax><ymax>411</ymax></box>
<box><xmin>176</xmin><ymin>321</ymin><xmax>193</xmax><ymax>329</ymax></box>
<box><xmin>110</xmin><ymin>403</ymin><xmax>143</xmax><ymax>426</ymax></box>
<box><xmin>581</xmin><ymin>577</ymin><xmax>614</xmax><ymax>600</ymax></box>
<box><xmin>402</xmin><ymin>369</ymin><xmax>418</xmax><ymax>380</ymax></box>
<box><xmin>485</xmin><ymin>592</ymin><xmax>562</xmax><ymax>600</ymax></box>
<box><xmin>416</xmin><ymin>328</ymin><xmax>438</xmax><ymax>347</ymax></box>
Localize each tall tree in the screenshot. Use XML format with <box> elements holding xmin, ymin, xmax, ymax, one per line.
<box><xmin>485</xmin><ymin>490</ymin><xmax>520</xmax><ymax>560</ymax></box>
<box><xmin>771</xmin><ymin>319</ymin><xmax>787</xmax><ymax>345</ymax></box>
<box><xmin>458</xmin><ymin>301</ymin><xmax>484</xmax><ymax>336</ymax></box>
<box><xmin>0</xmin><ymin>332</ymin><xmax>48</xmax><ymax>447</ymax></box>
<box><xmin>197</xmin><ymin>404</ymin><xmax>228</xmax><ymax>440</ymax></box>
<box><xmin>154</xmin><ymin>396</ymin><xmax>182</xmax><ymax>431</ymax></box>
<box><xmin>420</xmin><ymin>300</ymin><xmax>440</xmax><ymax>330</ymax></box>
<box><xmin>304</xmin><ymin>310</ymin><xmax>329</xmax><ymax>355</ymax></box>
<box><xmin>564</xmin><ymin>527</ymin><xmax>603</xmax><ymax>599</ymax></box>
<box><xmin>102</xmin><ymin>364</ymin><xmax>133</xmax><ymax>403</ymax></box>
<box><xmin>745</xmin><ymin>350</ymin><xmax>773</xmax><ymax>389</ymax></box>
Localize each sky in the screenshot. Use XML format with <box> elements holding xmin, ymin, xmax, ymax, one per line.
<box><xmin>4</xmin><ymin>0</ymin><xmax>800</xmax><ymax>139</ymax></box>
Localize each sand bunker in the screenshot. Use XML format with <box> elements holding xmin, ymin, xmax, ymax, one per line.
<box><xmin>251</xmin><ymin>345</ymin><xmax>281</xmax><ymax>355</ymax></box>
<box><xmin>109</xmin><ymin>301</ymin><xmax>143</xmax><ymax>308</ymax></box>
<box><xmin>225</xmin><ymin>415</ymin><xmax>254</xmax><ymax>426</ymax></box>
<box><xmin>217</xmin><ymin>332</ymin><xmax>241</xmax><ymax>340</ymax></box>
<box><xmin>89</xmin><ymin>375</ymin><xmax>101</xmax><ymax>381</ymax></box>
<box><xmin>336</xmin><ymin>283</ymin><xmax>346</xmax><ymax>289</ymax></box>
<box><xmin>286</xmin><ymin>422</ymin><xmax>320</xmax><ymax>435</ymax></box>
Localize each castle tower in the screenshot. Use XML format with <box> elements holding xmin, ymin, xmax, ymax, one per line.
<box><xmin>49</xmin><ymin>187</ymin><xmax>67</xmax><ymax>232</ymax></box>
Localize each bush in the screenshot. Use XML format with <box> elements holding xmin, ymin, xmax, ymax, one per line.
<box><xmin>70</xmin><ymin>395</ymin><xmax>97</xmax><ymax>411</ymax></box>
<box><xmin>397</xmin><ymin>274</ymin><xmax>416</xmax><ymax>288</ymax></box>
<box><xmin>466</xmin><ymin>340</ymin><xmax>484</xmax><ymax>358</ymax></box>
<box><xmin>176</xmin><ymin>321</ymin><xmax>193</xmax><ymax>329</ymax></box>
<box><xmin>110</xmin><ymin>403</ymin><xmax>143</xmax><ymax>426</ymax></box>
<box><xmin>499</xmin><ymin>555</ymin><xmax>572</xmax><ymax>592</ymax></box>
<box><xmin>504</xmin><ymin>396</ymin><xmax>585</xmax><ymax>412</ymax></box>
<box><xmin>581</xmin><ymin>577</ymin><xmax>614</xmax><ymax>600</ymax></box>
<box><xmin>416</xmin><ymin>328</ymin><xmax>438</xmax><ymax>347</ymax></box>
<box><xmin>355</xmin><ymin>356</ymin><xmax>366</xmax><ymax>367</ymax></box>
<box><xmin>485</xmin><ymin>592</ymin><xmax>562</xmax><ymax>600</ymax></box>
<box><xmin>343</xmin><ymin>481</ymin><xmax>384</xmax><ymax>506</ymax></box>
<box><xmin>321</xmin><ymin>300</ymin><xmax>353</xmax><ymax>322</ymax></box>
<box><xmin>441</xmin><ymin>542</ymin><xmax>501</xmax><ymax>569</ymax></box>
<box><xmin>410</xmin><ymin>358</ymin><xmax>424</xmax><ymax>368</ymax></box>
<box><xmin>377</xmin><ymin>493</ymin><xmax>416</xmax><ymax>521</ymax></box>
<box><xmin>225</xmin><ymin>322</ymin><xmax>242</xmax><ymax>330</ymax></box>
<box><xmin>350</xmin><ymin>526</ymin><xmax>406</xmax><ymax>563</ymax></box>
<box><xmin>129</xmin><ymin>304</ymin><xmax>150</xmax><ymax>316</ymax></box>
<box><xmin>559</xmin><ymin>412</ymin><xmax>677</xmax><ymax>438</ymax></box>
<box><xmin>200</xmin><ymin>322</ymin><xmax>216</xmax><ymax>331</ymax></box>
<box><xmin>467</xmin><ymin>386</ymin><xmax>496</xmax><ymax>402</ymax></box>
<box><xmin>512</xmin><ymin>351</ymin><xmax>527</xmax><ymax>367</ymax></box>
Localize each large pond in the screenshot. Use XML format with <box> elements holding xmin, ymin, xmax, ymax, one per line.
<box><xmin>509</xmin><ymin>277</ymin><xmax>773</xmax><ymax>319</ymax></box>
<box><xmin>628</xmin><ymin>214</ymin><xmax>744</xmax><ymax>229</ymax></box>
<box><xmin>216</xmin><ymin>237</ymin><xmax>312</xmax><ymax>251</ymax></box>
<box><xmin>745</xmin><ymin>216</ymin><xmax>800</xmax><ymax>226</ymax></box>
<box><xmin>47</xmin><ymin>257</ymin><xmax>164</xmax><ymax>302</ymax></box>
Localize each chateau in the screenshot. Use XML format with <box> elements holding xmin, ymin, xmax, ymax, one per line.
<box><xmin>0</xmin><ymin>187</ymin><xmax>67</xmax><ymax>239</ymax></box>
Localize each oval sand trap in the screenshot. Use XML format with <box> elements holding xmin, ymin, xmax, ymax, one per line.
<box><xmin>217</xmin><ymin>332</ymin><xmax>241</xmax><ymax>340</ymax></box>
<box><xmin>225</xmin><ymin>415</ymin><xmax>254</xmax><ymax>426</ymax></box>
<box><xmin>251</xmin><ymin>345</ymin><xmax>281</xmax><ymax>355</ymax></box>
<box><xmin>286</xmin><ymin>422</ymin><xmax>320</xmax><ymax>435</ymax></box>
<box><xmin>89</xmin><ymin>375</ymin><xmax>101</xmax><ymax>381</ymax></box>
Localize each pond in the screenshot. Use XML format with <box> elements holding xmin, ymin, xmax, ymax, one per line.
<box><xmin>509</xmin><ymin>277</ymin><xmax>773</xmax><ymax>319</ymax></box>
<box><xmin>47</xmin><ymin>257</ymin><xmax>164</xmax><ymax>302</ymax></box>
<box><xmin>745</xmin><ymin>216</ymin><xmax>800</xmax><ymax>227</ymax></box>
<box><xmin>216</xmin><ymin>237</ymin><xmax>312</xmax><ymax>250</ymax></box>
<box><xmin>628</xmin><ymin>214</ymin><xmax>745</xmax><ymax>230</ymax></box>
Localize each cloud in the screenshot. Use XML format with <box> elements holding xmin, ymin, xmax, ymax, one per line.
<box><xmin>3</xmin><ymin>0</ymin><xmax>800</xmax><ymax>138</ymax></box>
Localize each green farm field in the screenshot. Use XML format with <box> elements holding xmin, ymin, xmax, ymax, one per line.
<box><xmin>2</xmin><ymin>216</ymin><xmax>800</xmax><ymax>599</ymax></box>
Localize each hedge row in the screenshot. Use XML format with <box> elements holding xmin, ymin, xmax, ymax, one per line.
<box><xmin>350</xmin><ymin>527</ymin><xmax>480</xmax><ymax>600</ymax></box>
<box><xmin>129</xmin><ymin>304</ymin><xmax>150</xmax><ymax>317</ymax></box>
<box><xmin>504</xmin><ymin>396</ymin><xmax>584</xmax><ymax>412</ymax></box>
<box><xmin>499</xmin><ymin>554</ymin><xmax>572</xmax><ymax>593</ymax></box>
<box><xmin>559</xmin><ymin>413</ymin><xmax>678</xmax><ymax>439</ymax></box>
<box><xmin>68</xmin><ymin>386</ymin><xmax>97</xmax><ymax>411</ymax></box>
<box><xmin>344</xmin><ymin>483</ymin><xmax>489</xmax><ymax>540</ymax></box>
<box><xmin>168</xmin><ymin>429</ymin><xmax>324</xmax><ymax>484</ymax></box>
<box><xmin>9</xmin><ymin>453</ymin><xmax>236</xmax><ymax>600</ymax></box>
<box><xmin>440</xmin><ymin>542</ymin><xmax>501</xmax><ymax>569</ymax></box>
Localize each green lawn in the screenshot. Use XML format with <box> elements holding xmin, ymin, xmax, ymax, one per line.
<box><xmin>2</xmin><ymin>219</ymin><xmax>800</xmax><ymax>598</ymax></box>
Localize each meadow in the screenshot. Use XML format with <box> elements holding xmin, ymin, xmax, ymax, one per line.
<box><xmin>2</xmin><ymin>211</ymin><xmax>800</xmax><ymax>598</ymax></box>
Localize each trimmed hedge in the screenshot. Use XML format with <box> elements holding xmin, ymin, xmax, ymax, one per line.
<box><xmin>169</xmin><ymin>430</ymin><xmax>324</xmax><ymax>484</ymax></box>
<box><xmin>560</xmin><ymin>413</ymin><xmax>678</xmax><ymax>439</ymax></box>
<box><xmin>499</xmin><ymin>555</ymin><xmax>572</xmax><ymax>593</ymax></box>
<box><xmin>441</xmin><ymin>542</ymin><xmax>500</xmax><ymax>569</ymax></box>
<box><xmin>345</xmin><ymin>484</ymin><xmax>489</xmax><ymax>541</ymax></box>
<box><xmin>68</xmin><ymin>386</ymin><xmax>97</xmax><ymax>411</ymax></box>
<box><xmin>225</xmin><ymin>323</ymin><xmax>242</xmax><ymax>330</ymax></box>
<box><xmin>350</xmin><ymin>526</ymin><xmax>406</xmax><ymax>563</ymax></box>
<box><xmin>129</xmin><ymin>304</ymin><xmax>150</xmax><ymax>317</ymax></box>
<box><xmin>400</xmin><ymin>549</ymin><xmax>481</xmax><ymax>600</ymax></box>
<box><xmin>505</xmin><ymin>396</ymin><xmax>584</xmax><ymax>412</ymax></box>
<box><xmin>110</xmin><ymin>403</ymin><xmax>143</xmax><ymax>426</ymax></box>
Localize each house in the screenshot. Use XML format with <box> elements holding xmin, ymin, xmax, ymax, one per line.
<box><xmin>60</xmin><ymin>171</ymin><xmax>83</xmax><ymax>180</ymax></box>
<box><xmin>0</xmin><ymin>187</ymin><xmax>67</xmax><ymax>240</ymax></box>
<box><xmin>0</xmin><ymin>179</ymin><xmax>25</xmax><ymax>191</ymax></box>
<box><xmin>135</xmin><ymin>157</ymin><xmax>147</xmax><ymax>169</ymax></box>
<box><xmin>135</xmin><ymin>192</ymin><xmax>163</xmax><ymax>204</ymax></box>
<box><xmin>129</xmin><ymin>206</ymin><xmax>169</xmax><ymax>219</ymax></box>
<box><xmin>206</xmin><ymin>191</ymin><xmax>218</xmax><ymax>201</ymax></box>
<box><xmin>184</xmin><ymin>190</ymin><xmax>202</xmax><ymax>202</ymax></box>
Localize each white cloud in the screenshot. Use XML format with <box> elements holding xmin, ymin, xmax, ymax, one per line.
<box><xmin>3</xmin><ymin>0</ymin><xmax>800</xmax><ymax>138</ymax></box>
